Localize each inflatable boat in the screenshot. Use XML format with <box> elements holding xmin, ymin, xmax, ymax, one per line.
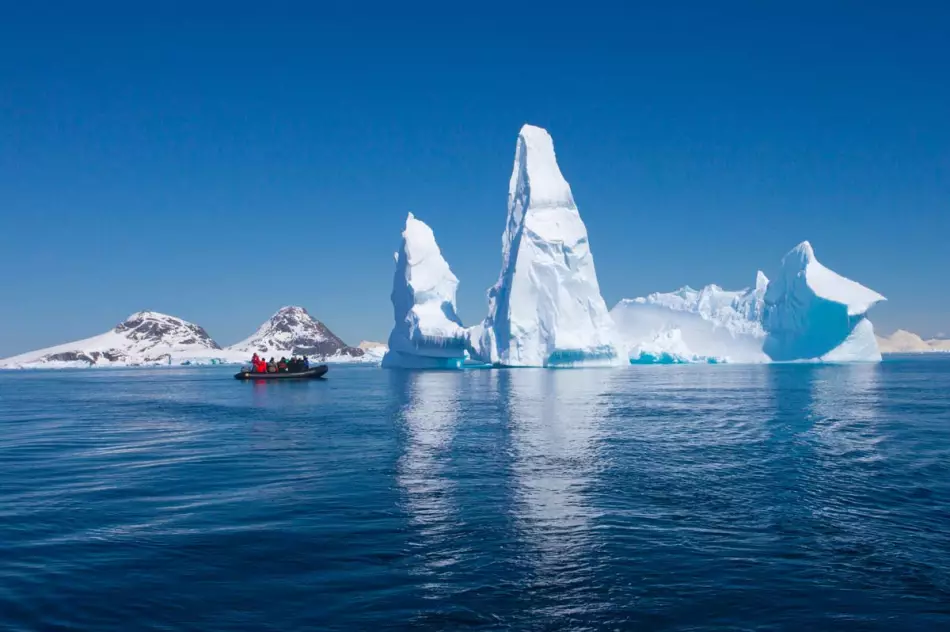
<box><xmin>234</xmin><ymin>365</ymin><xmax>328</xmax><ymax>380</ymax></box>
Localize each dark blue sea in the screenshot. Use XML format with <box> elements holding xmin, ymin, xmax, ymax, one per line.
<box><xmin>2</xmin><ymin>359</ymin><xmax>949</xmax><ymax>631</ymax></box>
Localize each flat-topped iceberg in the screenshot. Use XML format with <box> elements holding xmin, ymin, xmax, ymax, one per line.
<box><xmin>611</xmin><ymin>273</ymin><xmax>770</xmax><ymax>364</ymax></box>
<box><xmin>763</xmin><ymin>241</ymin><xmax>885</xmax><ymax>362</ymax></box>
<box><xmin>382</xmin><ymin>213</ymin><xmax>467</xmax><ymax>369</ymax></box>
<box><xmin>470</xmin><ymin>124</ymin><xmax>623</xmax><ymax>367</ymax></box>
<box><xmin>637</xmin><ymin>271</ymin><xmax>769</xmax><ymax>336</ymax></box>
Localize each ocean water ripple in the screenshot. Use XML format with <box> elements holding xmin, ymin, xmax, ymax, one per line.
<box><xmin>1</xmin><ymin>360</ymin><xmax>949</xmax><ymax>630</ymax></box>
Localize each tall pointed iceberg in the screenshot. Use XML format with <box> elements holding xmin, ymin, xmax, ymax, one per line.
<box><xmin>470</xmin><ymin>124</ymin><xmax>622</xmax><ymax>367</ymax></box>
<box><xmin>382</xmin><ymin>213</ymin><xmax>467</xmax><ymax>369</ymax></box>
<box><xmin>763</xmin><ymin>241</ymin><xmax>885</xmax><ymax>362</ymax></box>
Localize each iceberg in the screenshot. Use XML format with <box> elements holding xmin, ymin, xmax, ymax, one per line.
<box><xmin>611</xmin><ymin>273</ymin><xmax>770</xmax><ymax>363</ymax></box>
<box><xmin>470</xmin><ymin>124</ymin><xmax>623</xmax><ymax>367</ymax></box>
<box><xmin>763</xmin><ymin>241</ymin><xmax>885</xmax><ymax>362</ymax></box>
<box><xmin>382</xmin><ymin>213</ymin><xmax>467</xmax><ymax>369</ymax></box>
<box><xmin>613</xmin><ymin>241</ymin><xmax>885</xmax><ymax>364</ymax></box>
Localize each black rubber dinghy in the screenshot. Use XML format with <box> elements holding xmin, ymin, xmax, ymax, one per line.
<box><xmin>234</xmin><ymin>365</ymin><xmax>328</xmax><ymax>380</ymax></box>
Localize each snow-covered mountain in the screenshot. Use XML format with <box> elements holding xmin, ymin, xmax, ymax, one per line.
<box><xmin>876</xmin><ymin>330</ymin><xmax>950</xmax><ymax>353</ymax></box>
<box><xmin>0</xmin><ymin>311</ymin><xmax>221</xmax><ymax>368</ymax></box>
<box><xmin>468</xmin><ymin>124</ymin><xmax>623</xmax><ymax>367</ymax></box>
<box><xmin>382</xmin><ymin>213</ymin><xmax>468</xmax><ymax>369</ymax></box>
<box><xmin>226</xmin><ymin>306</ymin><xmax>364</xmax><ymax>361</ymax></box>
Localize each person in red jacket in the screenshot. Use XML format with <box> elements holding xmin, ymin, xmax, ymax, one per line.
<box><xmin>251</xmin><ymin>353</ymin><xmax>266</xmax><ymax>373</ymax></box>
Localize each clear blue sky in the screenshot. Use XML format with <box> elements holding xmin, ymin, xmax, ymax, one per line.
<box><xmin>1</xmin><ymin>1</ymin><xmax>948</xmax><ymax>356</ymax></box>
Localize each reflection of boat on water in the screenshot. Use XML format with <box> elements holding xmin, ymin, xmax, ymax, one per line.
<box><xmin>233</xmin><ymin>365</ymin><xmax>328</xmax><ymax>380</ymax></box>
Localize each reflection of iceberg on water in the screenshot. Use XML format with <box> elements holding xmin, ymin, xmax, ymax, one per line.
<box><xmin>808</xmin><ymin>363</ymin><xmax>883</xmax><ymax>462</ymax></box>
<box><xmin>506</xmin><ymin>370</ymin><xmax>608</xmax><ymax>594</ymax></box>
<box><xmin>395</xmin><ymin>372</ymin><xmax>462</xmax><ymax>577</ymax></box>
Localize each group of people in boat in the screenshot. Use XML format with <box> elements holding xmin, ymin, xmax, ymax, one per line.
<box><xmin>249</xmin><ymin>353</ymin><xmax>310</xmax><ymax>374</ymax></box>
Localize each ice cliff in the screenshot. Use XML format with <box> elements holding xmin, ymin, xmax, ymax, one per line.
<box><xmin>763</xmin><ymin>241</ymin><xmax>885</xmax><ymax>362</ymax></box>
<box><xmin>469</xmin><ymin>124</ymin><xmax>623</xmax><ymax>367</ymax></box>
<box><xmin>382</xmin><ymin>213</ymin><xmax>468</xmax><ymax>369</ymax></box>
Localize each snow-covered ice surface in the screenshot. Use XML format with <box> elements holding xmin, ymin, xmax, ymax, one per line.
<box><xmin>225</xmin><ymin>306</ymin><xmax>365</xmax><ymax>363</ymax></box>
<box><xmin>0</xmin><ymin>311</ymin><xmax>223</xmax><ymax>369</ymax></box>
<box><xmin>763</xmin><ymin>241</ymin><xmax>886</xmax><ymax>362</ymax></box>
<box><xmin>382</xmin><ymin>213</ymin><xmax>468</xmax><ymax>369</ymax></box>
<box><xmin>470</xmin><ymin>124</ymin><xmax>623</xmax><ymax>367</ymax></box>
<box><xmin>611</xmin><ymin>273</ymin><xmax>770</xmax><ymax>364</ymax></box>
